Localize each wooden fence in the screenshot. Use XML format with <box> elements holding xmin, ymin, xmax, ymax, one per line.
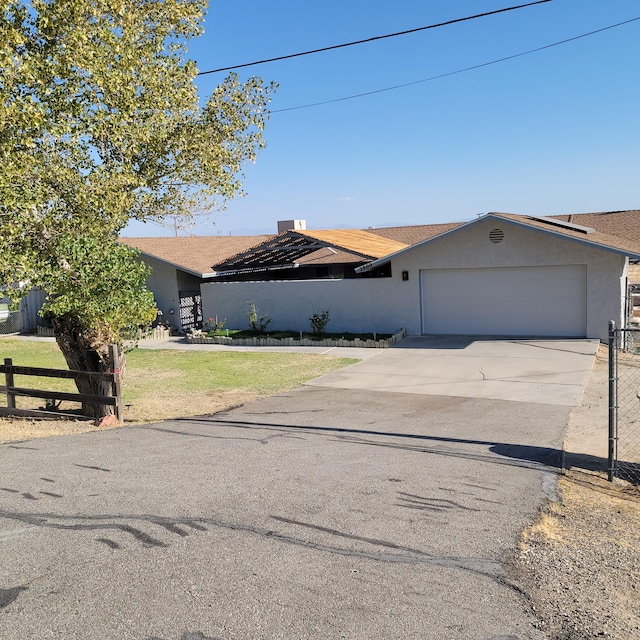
<box><xmin>0</xmin><ymin>344</ymin><xmax>122</xmax><ymax>421</ymax></box>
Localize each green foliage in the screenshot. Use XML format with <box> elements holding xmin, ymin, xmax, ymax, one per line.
<box><xmin>247</xmin><ymin>300</ymin><xmax>271</xmax><ymax>333</ymax></box>
<box><xmin>203</xmin><ymin>315</ymin><xmax>226</xmax><ymax>333</ymax></box>
<box><xmin>309</xmin><ymin>309</ymin><xmax>330</xmax><ymax>335</ymax></box>
<box><xmin>0</xmin><ymin>0</ymin><xmax>275</xmax><ymax>357</ymax></box>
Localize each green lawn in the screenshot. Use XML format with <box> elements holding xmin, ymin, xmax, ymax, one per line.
<box><xmin>0</xmin><ymin>338</ymin><xmax>357</xmax><ymax>422</ymax></box>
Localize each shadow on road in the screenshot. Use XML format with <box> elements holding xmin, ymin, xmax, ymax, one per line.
<box><xmin>169</xmin><ymin>415</ymin><xmax>611</xmax><ymax>476</ymax></box>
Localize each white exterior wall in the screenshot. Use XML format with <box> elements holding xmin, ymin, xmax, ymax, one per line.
<box><xmin>202</xmin><ymin>278</ymin><xmax>405</xmax><ymax>335</ymax></box>
<box><xmin>201</xmin><ymin>217</ymin><xmax>627</xmax><ymax>342</ymax></box>
<box><xmin>144</xmin><ymin>256</ymin><xmax>183</xmax><ymax>331</ymax></box>
<box><xmin>389</xmin><ymin>217</ymin><xmax>626</xmax><ymax>341</ymax></box>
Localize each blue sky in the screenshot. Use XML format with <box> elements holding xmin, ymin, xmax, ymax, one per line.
<box><xmin>123</xmin><ymin>0</ymin><xmax>640</xmax><ymax>237</ymax></box>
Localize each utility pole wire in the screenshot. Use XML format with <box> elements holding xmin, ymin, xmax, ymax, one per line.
<box><xmin>271</xmin><ymin>15</ymin><xmax>640</xmax><ymax>113</ymax></box>
<box><xmin>196</xmin><ymin>0</ymin><xmax>552</xmax><ymax>76</ymax></box>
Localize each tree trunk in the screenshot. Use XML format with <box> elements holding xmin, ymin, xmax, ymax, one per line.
<box><xmin>51</xmin><ymin>317</ymin><xmax>122</xmax><ymax>419</ymax></box>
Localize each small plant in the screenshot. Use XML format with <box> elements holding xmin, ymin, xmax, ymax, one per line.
<box><xmin>203</xmin><ymin>315</ymin><xmax>226</xmax><ymax>334</ymax></box>
<box><xmin>309</xmin><ymin>309</ymin><xmax>330</xmax><ymax>336</ymax></box>
<box><xmin>247</xmin><ymin>300</ymin><xmax>271</xmax><ymax>333</ymax></box>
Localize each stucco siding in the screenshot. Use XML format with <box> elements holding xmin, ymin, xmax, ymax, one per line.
<box><xmin>201</xmin><ymin>279</ymin><xmax>405</xmax><ymax>335</ymax></box>
<box><xmin>144</xmin><ymin>256</ymin><xmax>183</xmax><ymax>330</ymax></box>
<box><xmin>389</xmin><ymin>217</ymin><xmax>626</xmax><ymax>340</ymax></box>
<box><xmin>199</xmin><ymin>218</ymin><xmax>626</xmax><ymax>342</ymax></box>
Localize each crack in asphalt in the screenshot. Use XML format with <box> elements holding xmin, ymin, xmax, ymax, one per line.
<box><xmin>0</xmin><ymin>508</ymin><xmax>504</xmax><ymax>580</ymax></box>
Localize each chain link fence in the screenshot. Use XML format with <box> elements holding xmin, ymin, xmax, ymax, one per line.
<box><xmin>609</xmin><ymin>324</ymin><xmax>640</xmax><ymax>483</ymax></box>
<box><xmin>0</xmin><ymin>310</ymin><xmax>22</xmax><ymax>335</ymax></box>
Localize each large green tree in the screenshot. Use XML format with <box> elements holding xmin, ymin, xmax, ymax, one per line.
<box><xmin>0</xmin><ymin>0</ymin><xmax>275</xmax><ymax>418</ymax></box>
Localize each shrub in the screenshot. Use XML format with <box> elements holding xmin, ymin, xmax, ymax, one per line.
<box><xmin>203</xmin><ymin>315</ymin><xmax>226</xmax><ymax>333</ymax></box>
<box><xmin>247</xmin><ymin>300</ymin><xmax>271</xmax><ymax>333</ymax></box>
<box><xmin>309</xmin><ymin>309</ymin><xmax>330</xmax><ymax>335</ymax></box>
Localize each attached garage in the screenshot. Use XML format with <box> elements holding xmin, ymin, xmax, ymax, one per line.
<box><xmin>420</xmin><ymin>264</ymin><xmax>587</xmax><ymax>337</ymax></box>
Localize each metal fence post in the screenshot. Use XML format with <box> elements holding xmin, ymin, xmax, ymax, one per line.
<box><xmin>608</xmin><ymin>321</ymin><xmax>616</xmax><ymax>482</ymax></box>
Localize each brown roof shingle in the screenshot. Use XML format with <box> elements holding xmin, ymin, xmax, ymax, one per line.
<box><xmin>549</xmin><ymin>210</ymin><xmax>640</xmax><ymax>240</ymax></box>
<box><xmin>119</xmin><ymin>235</ymin><xmax>273</xmax><ymax>276</ymax></box>
<box><xmin>365</xmin><ymin>222</ymin><xmax>463</xmax><ymax>245</ymax></box>
<box><xmin>120</xmin><ymin>210</ymin><xmax>640</xmax><ymax>277</ymax></box>
<box><xmin>490</xmin><ymin>212</ymin><xmax>640</xmax><ymax>257</ymax></box>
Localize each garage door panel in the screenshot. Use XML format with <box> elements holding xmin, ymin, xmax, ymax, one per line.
<box><xmin>421</xmin><ymin>265</ymin><xmax>587</xmax><ymax>336</ymax></box>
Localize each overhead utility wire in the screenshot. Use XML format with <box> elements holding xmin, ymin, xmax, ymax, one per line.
<box><xmin>271</xmin><ymin>15</ymin><xmax>640</xmax><ymax>113</ymax></box>
<box><xmin>196</xmin><ymin>0</ymin><xmax>552</xmax><ymax>76</ymax></box>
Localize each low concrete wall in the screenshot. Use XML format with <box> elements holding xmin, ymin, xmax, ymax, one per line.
<box><xmin>186</xmin><ymin>328</ymin><xmax>406</xmax><ymax>349</ymax></box>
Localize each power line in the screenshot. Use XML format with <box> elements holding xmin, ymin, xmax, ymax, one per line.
<box><xmin>271</xmin><ymin>15</ymin><xmax>640</xmax><ymax>114</ymax></box>
<box><xmin>196</xmin><ymin>0</ymin><xmax>552</xmax><ymax>76</ymax></box>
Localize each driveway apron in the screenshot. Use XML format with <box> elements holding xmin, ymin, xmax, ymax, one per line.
<box><xmin>0</xmin><ymin>338</ymin><xmax>598</xmax><ymax>639</ymax></box>
<box><xmin>311</xmin><ymin>336</ymin><xmax>599</xmax><ymax>406</ymax></box>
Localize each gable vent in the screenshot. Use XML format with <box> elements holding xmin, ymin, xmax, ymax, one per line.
<box><xmin>489</xmin><ymin>228</ymin><xmax>504</xmax><ymax>243</ymax></box>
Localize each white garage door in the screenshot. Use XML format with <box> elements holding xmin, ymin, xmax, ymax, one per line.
<box><xmin>421</xmin><ymin>265</ymin><xmax>587</xmax><ymax>336</ymax></box>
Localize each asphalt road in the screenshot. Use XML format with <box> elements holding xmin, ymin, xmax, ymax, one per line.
<box><xmin>0</xmin><ymin>381</ymin><xmax>573</xmax><ymax>639</ymax></box>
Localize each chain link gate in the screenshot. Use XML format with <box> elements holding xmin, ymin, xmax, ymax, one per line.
<box><xmin>0</xmin><ymin>310</ymin><xmax>22</xmax><ymax>335</ymax></box>
<box><xmin>608</xmin><ymin>321</ymin><xmax>640</xmax><ymax>483</ymax></box>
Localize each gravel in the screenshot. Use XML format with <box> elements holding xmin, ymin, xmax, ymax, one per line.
<box><xmin>508</xmin><ymin>346</ymin><xmax>640</xmax><ymax>639</ymax></box>
<box><xmin>510</xmin><ymin>472</ymin><xmax>640</xmax><ymax>639</ymax></box>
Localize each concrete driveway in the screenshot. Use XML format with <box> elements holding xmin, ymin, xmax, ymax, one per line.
<box><xmin>0</xmin><ymin>336</ymin><xmax>599</xmax><ymax>639</ymax></box>
<box><xmin>310</xmin><ymin>336</ymin><xmax>599</xmax><ymax>406</ymax></box>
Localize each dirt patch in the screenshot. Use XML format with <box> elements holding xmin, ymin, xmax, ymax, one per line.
<box><xmin>0</xmin><ymin>389</ymin><xmax>264</xmax><ymax>442</ymax></box>
<box><xmin>510</xmin><ymin>345</ymin><xmax>640</xmax><ymax>639</ymax></box>
<box><xmin>512</xmin><ymin>472</ymin><xmax>640</xmax><ymax>639</ymax></box>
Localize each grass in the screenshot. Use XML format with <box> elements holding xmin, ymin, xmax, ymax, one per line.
<box><xmin>0</xmin><ymin>338</ymin><xmax>357</xmax><ymax>433</ymax></box>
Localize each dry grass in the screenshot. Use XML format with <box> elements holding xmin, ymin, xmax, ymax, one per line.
<box><xmin>0</xmin><ymin>338</ymin><xmax>357</xmax><ymax>442</ymax></box>
<box><xmin>515</xmin><ymin>470</ymin><xmax>640</xmax><ymax>638</ymax></box>
<box><xmin>520</xmin><ymin>510</ymin><xmax>566</xmax><ymax>546</ymax></box>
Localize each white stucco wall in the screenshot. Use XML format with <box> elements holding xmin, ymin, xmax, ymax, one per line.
<box><xmin>200</xmin><ymin>217</ymin><xmax>627</xmax><ymax>342</ymax></box>
<box><xmin>201</xmin><ymin>278</ymin><xmax>404</xmax><ymax>335</ymax></box>
<box><xmin>144</xmin><ymin>257</ymin><xmax>183</xmax><ymax>330</ymax></box>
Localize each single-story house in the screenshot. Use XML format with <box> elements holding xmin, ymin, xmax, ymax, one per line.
<box><xmin>121</xmin><ymin>210</ymin><xmax>640</xmax><ymax>341</ymax></box>
<box><xmin>120</xmin><ymin>220</ymin><xmax>454</xmax><ymax>332</ymax></box>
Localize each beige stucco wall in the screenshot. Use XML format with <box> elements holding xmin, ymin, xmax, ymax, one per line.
<box><xmin>387</xmin><ymin>217</ymin><xmax>627</xmax><ymax>341</ymax></box>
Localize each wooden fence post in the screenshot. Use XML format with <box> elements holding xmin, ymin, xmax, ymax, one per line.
<box><xmin>4</xmin><ymin>358</ymin><xmax>16</xmax><ymax>409</ymax></box>
<box><xmin>109</xmin><ymin>344</ymin><xmax>123</xmax><ymax>423</ymax></box>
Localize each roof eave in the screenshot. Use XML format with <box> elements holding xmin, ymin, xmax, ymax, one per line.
<box><xmin>490</xmin><ymin>214</ymin><xmax>640</xmax><ymax>260</ymax></box>
<box><xmin>208</xmin><ymin>264</ymin><xmax>301</xmax><ymax>278</ymax></box>
<box><xmin>119</xmin><ymin>244</ymin><xmax>207</xmax><ymax>278</ymax></box>
<box><xmin>357</xmin><ymin>213</ymin><xmax>640</xmax><ymax>273</ymax></box>
<box><xmin>355</xmin><ymin>217</ymin><xmax>482</xmax><ymax>273</ymax></box>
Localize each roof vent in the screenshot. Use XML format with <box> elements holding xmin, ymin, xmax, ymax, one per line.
<box><xmin>489</xmin><ymin>228</ymin><xmax>504</xmax><ymax>243</ymax></box>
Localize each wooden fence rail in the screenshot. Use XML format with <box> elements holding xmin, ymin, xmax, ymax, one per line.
<box><xmin>0</xmin><ymin>345</ymin><xmax>122</xmax><ymax>422</ymax></box>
